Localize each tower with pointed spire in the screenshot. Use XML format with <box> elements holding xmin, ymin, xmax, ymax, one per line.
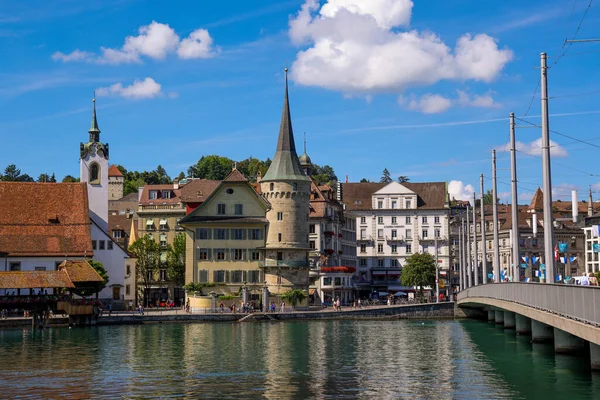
<box><xmin>260</xmin><ymin>69</ymin><xmax>311</xmax><ymax>294</ymax></box>
<box><xmin>80</xmin><ymin>96</ymin><xmax>110</xmax><ymax>231</ymax></box>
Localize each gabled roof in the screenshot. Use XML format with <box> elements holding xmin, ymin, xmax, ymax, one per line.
<box><xmin>373</xmin><ymin>181</ymin><xmax>416</xmax><ymax>195</ymax></box>
<box><xmin>179</xmin><ymin>179</ymin><xmax>221</xmax><ymax>203</ymax></box>
<box><xmin>529</xmin><ymin>187</ymin><xmax>543</xmax><ymax>210</ymax></box>
<box><xmin>261</xmin><ymin>70</ymin><xmax>310</xmax><ymax>183</ymax></box>
<box><xmin>0</xmin><ymin>182</ymin><xmax>93</xmax><ymax>257</ymax></box>
<box><xmin>108</xmin><ymin>165</ymin><xmax>124</xmax><ymax>177</ymax></box>
<box><xmin>179</xmin><ymin>176</ymin><xmax>271</xmax><ymax>225</ymax></box>
<box><xmin>224</xmin><ymin>168</ymin><xmax>247</xmax><ymax>182</ymax></box>
<box><xmin>58</xmin><ymin>260</ymin><xmax>105</xmax><ymax>283</ymax></box>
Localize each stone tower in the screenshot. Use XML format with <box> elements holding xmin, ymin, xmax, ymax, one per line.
<box><xmin>108</xmin><ymin>165</ymin><xmax>125</xmax><ymax>200</ymax></box>
<box><xmin>80</xmin><ymin>97</ymin><xmax>109</xmax><ymax>232</ymax></box>
<box><xmin>261</xmin><ymin>69</ymin><xmax>311</xmax><ymax>294</ymax></box>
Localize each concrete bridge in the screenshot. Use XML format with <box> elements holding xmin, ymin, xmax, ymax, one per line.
<box><xmin>458</xmin><ymin>283</ymin><xmax>600</xmax><ymax>369</ymax></box>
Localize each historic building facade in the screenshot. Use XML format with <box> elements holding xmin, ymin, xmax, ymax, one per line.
<box><xmin>180</xmin><ymin>169</ymin><xmax>270</xmax><ymax>295</ymax></box>
<box><xmin>340</xmin><ymin>181</ymin><xmax>451</xmax><ymax>298</ymax></box>
<box><xmin>259</xmin><ymin>69</ymin><xmax>312</xmax><ymax>294</ymax></box>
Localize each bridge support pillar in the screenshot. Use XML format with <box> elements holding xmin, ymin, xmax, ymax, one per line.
<box><xmin>494</xmin><ymin>310</ymin><xmax>504</xmax><ymax>325</ymax></box>
<box><xmin>515</xmin><ymin>314</ymin><xmax>531</xmax><ymax>335</ymax></box>
<box><xmin>531</xmin><ymin>320</ymin><xmax>554</xmax><ymax>343</ymax></box>
<box><xmin>590</xmin><ymin>344</ymin><xmax>600</xmax><ymax>370</ymax></box>
<box><xmin>554</xmin><ymin>328</ymin><xmax>585</xmax><ymax>354</ymax></box>
<box><xmin>503</xmin><ymin>311</ymin><xmax>515</xmax><ymax>329</ymax></box>
<box><xmin>487</xmin><ymin>310</ymin><xmax>495</xmax><ymax>322</ymax></box>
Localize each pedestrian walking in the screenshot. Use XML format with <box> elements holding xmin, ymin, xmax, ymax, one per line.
<box><xmin>108</xmin><ymin>303</ymin><xmax>112</xmax><ymax>316</ymax></box>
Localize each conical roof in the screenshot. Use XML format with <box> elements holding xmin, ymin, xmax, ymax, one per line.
<box><xmin>261</xmin><ymin>69</ymin><xmax>310</xmax><ymax>182</ymax></box>
<box><xmin>529</xmin><ymin>187</ymin><xmax>543</xmax><ymax>210</ymax></box>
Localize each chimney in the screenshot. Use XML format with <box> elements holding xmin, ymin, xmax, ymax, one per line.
<box><xmin>589</xmin><ymin>187</ymin><xmax>594</xmax><ymax>217</ymax></box>
<box><xmin>138</xmin><ymin>186</ymin><xmax>144</xmax><ymax>202</ymax></box>
<box><xmin>256</xmin><ymin>170</ymin><xmax>262</xmax><ymax>184</ymax></box>
<box><xmin>126</xmin><ymin>208</ymin><xmax>131</xmax><ymax>219</ymax></box>
<box><xmin>572</xmin><ymin>190</ymin><xmax>578</xmax><ymax>223</ymax></box>
<box><xmin>173</xmin><ymin>178</ymin><xmax>179</xmax><ymax>190</ymax></box>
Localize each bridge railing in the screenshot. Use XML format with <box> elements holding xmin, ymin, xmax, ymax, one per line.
<box><xmin>457</xmin><ymin>283</ymin><xmax>600</xmax><ymax>327</ymax></box>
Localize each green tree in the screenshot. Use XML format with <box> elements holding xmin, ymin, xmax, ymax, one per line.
<box><xmin>129</xmin><ymin>235</ymin><xmax>161</xmax><ymax>306</ymax></box>
<box><xmin>71</xmin><ymin>260</ymin><xmax>109</xmax><ymax>298</ymax></box>
<box><xmin>380</xmin><ymin>168</ymin><xmax>392</xmax><ymax>184</ymax></box>
<box><xmin>360</xmin><ymin>178</ymin><xmax>370</xmax><ymax>183</ymax></box>
<box><xmin>2</xmin><ymin>164</ymin><xmax>33</xmax><ymax>182</ymax></box>
<box><xmin>312</xmin><ymin>164</ymin><xmax>337</xmax><ymax>185</ymax></box>
<box><xmin>188</xmin><ymin>155</ymin><xmax>234</xmax><ymax>180</ymax></box>
<box><xmin>38</xmin><ymin>173</ymin><xmax>56</xmax><ymax>183</ymax></box>
<box><xmin>177</xmin><ymin>171</ymin><xmax>186</xmax><ymax>181</ymax></box>
<box><xmin>398</xmin><ymin>176</ymin><xmax>410</xmax><ymax>183</ymax></box>
<box><xmin>237</xmin><ymin>156</ymin><xmax>271</xmax><ymax>182</ymax></box>
<box><xmin>280</xmin><ymin>289</ymin><xmax>307</xmax><ymax>307</ymax></box>
<box><xmin>62</xmin><ymin>175</ymin><xmax>79</xmax><ymax>183</ymax></box>
<box><xmin>166</xmin><ymin>233</ymin><xmax>186</xmax><ymax>288</ymax></box>
<box><xmin>401</xmin><ymin>252</ymin><xmax>436</xmax><ymax>301</ymax></box>
<box><xmin>124</xmin><ymin>177</ymin><xmax>146</xmax><ymax>196</ymax></box>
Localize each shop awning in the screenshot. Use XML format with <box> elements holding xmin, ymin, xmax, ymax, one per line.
<box><xmin>160</xmin><ymin>219</ymin><xmax>167</xmax><ymax>225</ymax></box>
<box><xmin>146</xmin><ymin>219</ymin><xmax>154</xmax><ymax>225</ymax></box>
<box><xmin>372</xmin><ymin>271</ymin><xmax>387</xmax><ymax>275</ymax></box>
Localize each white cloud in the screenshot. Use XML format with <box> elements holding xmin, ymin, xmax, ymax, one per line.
<box><xmin>289</xmin><ymin>0</ymin><xmax>513</xmax><ymax>94</ymax></box>
<box><xmin>398</xmin><ymin>93</ymin><xmax>452</xmax><ymax>114</ymax></box>
<box><xmin>96</xmin><ymin>77</ymin><xmax>166</xmax><ymax>99</ymax></box>
<box><xmin>52</xmin><ymin>49</ymin><xmax>95</xmax><ymax>62</ymax></box>
<box><xmin>177</xmin><ymin>28</ymin><xmax>218</xmax><ymax>59</ymax></box>
<box><xmin>496</xmin><ymin>138</ymin><xmax>568</xmax><ymax>158</ymax></box>
<box><xmin>448</xmin><ymin>180</ymin><xmax>475</xmax><ymax>202</ymax></box>
<box><xmin>399</xmin><ymin>90</ymin><xmax>498</xmax><ymax>114</ymax></box>
<box><xmin>52</xmin><ymin>21</ymin><xmax>217</xmax><ymax>64</ymax></box>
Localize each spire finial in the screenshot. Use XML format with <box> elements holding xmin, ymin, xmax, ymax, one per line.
<box><xmin>89</xmin><ymin>93</ymin><xmax>100</xmax><ymax>142</ymax></box>
<box><xmin>304</xmin><ymin>132</ymin><xmax>306</xmax><ymax>154</ymax></box>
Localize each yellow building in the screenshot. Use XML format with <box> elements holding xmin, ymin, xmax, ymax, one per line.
<box><xmin>179</xmin><ymin>169</ymin><xmax>271</xmax><ymax>296</ymax></box>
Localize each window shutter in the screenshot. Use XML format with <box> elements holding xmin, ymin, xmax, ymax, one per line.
<box><xmin>212</xmin><ymin>270</ymin><xmax>218</xmax><ymax>282</ymax></box>
<box><xmin>226</xmin><ymin>229</ymin><xmax>230</xmax><ymax>240</ymax></box>
<box><xmin>243</xmin><ymin>229</ymin><xmax>247</xmax><ymax>240</ymax></box>
<box><xmin>242</xmin><ymin>270</ymin><xmax>247</xmax><ymax>282</ymax></box>
<box><xmin>225</xmin><ymin>271</ymin><xmax>230</xmax><ymax>283</ymax></box>
<box><xmin>208</xmin><ymin>228</ymin><xmax>212</xmax><ymax>240</ymax></box>
<box><xmin>207</xmin><ymin>249</ymin><xmax>212</xmax><ymax>260</ymax></box>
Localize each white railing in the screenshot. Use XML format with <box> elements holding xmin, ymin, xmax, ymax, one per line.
<box><xmin>458</xmin><ymin>282</ymin><xmax>600</xmax><ymax>327</ymax></box>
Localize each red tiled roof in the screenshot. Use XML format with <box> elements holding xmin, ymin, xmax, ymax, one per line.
<box><xmin>341</xmin><ymin>182</ymin><xmax>447</xmax><ymax>211</ymax></box>
<box><xmin>529</xmin><ymin>187</ymin><xmax>543</xmax><ymax>210</ymax></box>
<box><xmin>0</xmin><ymin>271</ymin><xmax>75</xmax><ymax>289</ymax></box>
<box><xmin>58</xmin><ymin>260</ymin><xmax>105</xmax><ymax>283</ymax></box>
<box><xmin>179</xmin><ymin>179</ymin><xmax>221</xmax><ymax>203</ymax></box>
<box><xmin>0</xmin><ymin>182</ymin><xmax>93</xmax><ymax>257</ymax></box>
<box><xmin>139</xmin><ymin>184</ymin><xmax>182</xmax><ymax>205</ymax></box>
<box><xmin>223</xmin><ymin>169</ymin><xmax>247</xmax><ymax>182</ymax></box>
<box><xmin>108</xmin><ymin>165</ymin><xmax>124</xmax><ymax>177</ymax></box>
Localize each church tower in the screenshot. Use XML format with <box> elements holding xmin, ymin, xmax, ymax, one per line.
<box><xmin>80</xmin><ymin>96</ymin><xmax>109</xmax><ymax>232</ymax></box>
<box><xmin>261</xmin><ymin>69</ymin><xmax>311</xmax><ymax>294</ymax></box>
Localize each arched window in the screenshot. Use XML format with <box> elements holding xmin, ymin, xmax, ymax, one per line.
<box><xmin>90</xmin><ymin>163</ymin><xmax>100</xmax><ymax>184</ymax></box>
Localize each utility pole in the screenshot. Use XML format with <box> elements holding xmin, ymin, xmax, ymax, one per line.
<box><xmin>461</xmin><ymin>218</ymin><xmax>467</xmax><ymax>290</ymax></box>
<box><xmin>458</xmin><ymin>223</ymin><xmax>463</xmax><ymax>290</ymax></box>
<box><xmin>473</xmin><ymin>192</ymin><xmax>479</xmax><ymax>286</ymax></box>
<box><xmin>541</xmin><ymin>52</ymin><xmax>555</xmax><ymax>284</ymax></box>
<box><xmin>480</xmin><ymin>174</ymin><xmax>487</xmax><ymax>283</ymax></box>
<box><xmin>435</xmin><ymin>235</ymin><xmax>439</xmax><ymax>302</ymax></box>
<box><xmin>510</xmin><ymin>112</ymin><xmax>520</xmax><ymax>282</ymax></box>
<box><xmin>492</xmin><ymin>150</ymin><xmax>501</xmax><ymax>282</ymax></box>
<box><xmin>466</xmin><ymin>204</ymin><xmax>472</xmax><ymax>288</ymax></box>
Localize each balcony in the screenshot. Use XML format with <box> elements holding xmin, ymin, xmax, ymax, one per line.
<box><xmin>357</xmin><ymin>236</ymin><xmax>373</xmax><ymax>242</ymax></box>
<box><xmin>258</xmin><ymin>260</ymin><xmax>308</xmax><ymax>268</ymax></box>
<box><xmin>386</xmin><ymin>235</ymin><xmax>404</xmax><ymax>243</ymax></box>
<box><xmin>419</xmin><ymin>235</ymin><xmax>446</xmax><ymax>243</ymax></box>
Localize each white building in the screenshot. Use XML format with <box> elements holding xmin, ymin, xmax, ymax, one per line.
<box><xmin>79</xmin><ymin>98</ymin><xmax>134</xmax><ymax>305</ymax></box>
<box><xmin>340</xmin><ymin>181</ymin><xmax>451</xmax><ymax>298</ymax></box>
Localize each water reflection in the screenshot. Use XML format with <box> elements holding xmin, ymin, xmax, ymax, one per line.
<box><xmin>0</xmin><ymin>320</ymin><xmax>599</xmax><ymax>398</ymax></box>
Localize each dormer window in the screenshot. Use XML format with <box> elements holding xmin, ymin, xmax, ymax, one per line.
<box><xmin>162</xmin><ymin>190</ymin><xmax>172</xmax><ymax>199</ymax></box>
<box><xmin>149</xmin><ymin>190</ymin><xmax>158</xmax><ymax>200</ymax></box>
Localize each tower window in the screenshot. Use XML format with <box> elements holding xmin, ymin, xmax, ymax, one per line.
<box><xmin>293</xmin><ymin>183</ymin><xmax>298</xmax><ymax>191</ymax></box>
<box><xmin>270</xmin><ymin>183</ymin><xmax>274</xmax><ymax>191</ymax></box>
<box><xmin>90</xmin><ymin>163</ymin><xmax>100</xmax><ymax>184</ymax></box>
<box><xmin>277</xmin><ymin>212</ymin><xmax>283</xmax><ymax>221</ymax></box>
<box><xmin>278</xmin><ymin>233</ymin><xmax>282</xmax><ymax>242</ymax></box>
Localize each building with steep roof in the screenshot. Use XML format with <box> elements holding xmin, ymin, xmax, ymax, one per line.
<box><xmin>340</xmin><ymin>181</ymin><xmax>451</xmax><ymax>299</ymax></box>
<box><xmin>0</xmin><ymin>182</ymin><xmax>93</xmax><ymax>295</ymax></box>
<box><xmin>259</xmin><ymin>69</ymin><xmax>312</xmax><ymax>294</ymax></box>
<box><xmin>179</xmin><ymin>168</ymin><xmax>271</xmax><ymax>298</ymax></box>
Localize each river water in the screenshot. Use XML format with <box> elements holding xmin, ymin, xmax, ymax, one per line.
<box><xmin>1</xmin><ymin>319</ymin><xmax>599</xmax><ymax>399</ymax></box>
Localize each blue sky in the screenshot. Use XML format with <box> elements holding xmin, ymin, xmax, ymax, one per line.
<box><xmin>1</xmin><ymin>0</ymin><xmax>599</xmax><ymax>204</ymax></box>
